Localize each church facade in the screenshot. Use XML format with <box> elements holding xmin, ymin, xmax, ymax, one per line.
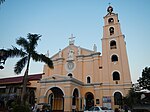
<box><xmin>37</xmin><ymin>6</ymin><xmax>132</xmax><ymax>111</ymax></box>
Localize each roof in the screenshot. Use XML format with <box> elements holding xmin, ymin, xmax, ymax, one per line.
<box><xmin>0</xmin><ymin>73</ymin><xmax>44</xmax><ymax>85</ymax></box>
<box><xmin>50</xmin><ymin>44</ymin><xmax>101</xmax><ymax>62</ymax></box>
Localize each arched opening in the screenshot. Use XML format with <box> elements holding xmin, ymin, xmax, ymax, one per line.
<box><xmin>29</xmin><ymin>90</ymin><xmax>35</xmax><ymax>105</ymax></box>
<box><xmin>114</xmin><ymin>92</ymin><xmax>123</xmax><ymax>105</ymax></box>
<box><xmin>111</xmin><ymin>55</ymin><xmax>118</xmax><ymax>62</ymax></box>
<box><xmin>87</xmin><ymin>76</ymin><xmax>91</xmax><ymax>83</ymax></box>
<box><xmin>108</xmin><ymin>18</ymin><xmax>114</xmax><ymax>24</ymax></box>
<box><xmin>112</xmin><ymin>71</ymin><xmax>120</xmax><ymax>80</ymax></box>
<box><xmin>109</xmin><ymin>27</ymin><xmax>114</xmax><ymax>35</ymax></box>
<box><xmin>72</xmin><ymin>88</ymin><xmax>79</xmax><ymax>111</ymax></box>
<box><xmin>48</xmin><ymin>87</ymin><xmax>64</xmax><ymax>112</ymax></box>
<box><xmin>48</xmin><ymin>93</ymin><xmax>54</xmax><ymax>110</ymax></box>
<box><xmin>68</xmin><ymin>73</ymin><xmax>73</xmax><ymax>78</ymax></box>
<box><xmin>85</xmin><ymin>92</ymin><xmax>94</xmax><ymax>110</ymax></box>
<box><xmin>110</xmin><ymin>40</ymin><xmax>117</xmax><ymax>49</ymax></box>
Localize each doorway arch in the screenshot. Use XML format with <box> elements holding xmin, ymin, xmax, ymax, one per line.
<box><xmin>85</xmin><ymin>92</ymin><xmax>94</xmax><ymax>110</ymax></box>
<box><xmin>114</xmin><ymin>92</ymin><xmax>122</xmax><ymax>105</ymax></box>
<box><xmin>48</xmin><ymin>87</ymin><xmax>64</xmax><ymax>112</ymax></box>
<box><xmin>72</xmin><ymin>88</ymin><xmax>79</xmax><ymax>111</ymax></box>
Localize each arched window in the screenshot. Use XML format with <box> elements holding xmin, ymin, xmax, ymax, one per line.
<box><xmin>111</xmin><ymin>55</ymin><xmax>118</xmax><ymax>62</ymax></box>
<box><xmin>87</xmin><ymin>76</ymin><xmax>91</xmax><ymax>83</ymax></box>
<box><xmin>110</xmin><ymin>40</ymin><xmax>117</xmax><ymax>49</ymax></box>
<box><xmin>68</xmin><ymin>73</ymin><xmax>73</xmax><ymax>78</ymax></box>
<box><xmin>109</xmin><ymin>27</ymin><xmax>114</xmax><ymax>35</ymax></box>
<box><xmin>114</xmin><ymin>92</ymin><xmax>122</xmax><ymax>105</ymax></box>
<box><xmin>112</xmin><ymin>71</ymin><xmax>120</xmax><ymax>80</ymax></box>
<box><xmin>108</xmin><ymin>18</ymin><xmax>114</xmax><ymax>24</ymax></box>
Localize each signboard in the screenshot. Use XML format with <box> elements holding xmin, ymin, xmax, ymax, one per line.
<box><xmin>102</xmin><ymin>96</ymin><xmax>111</xmax><ymax>103</ymax></box>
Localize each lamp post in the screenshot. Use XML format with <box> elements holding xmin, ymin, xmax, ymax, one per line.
<box><xmin>0</xmin><ymin>49</ymin><xmax>7</xmax><ymax>69</ymax></box>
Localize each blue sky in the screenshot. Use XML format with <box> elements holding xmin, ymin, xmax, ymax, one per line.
<box><xmin>0</xmin><ymin>0</ymin><xmax>150</xmax><ymax>83</ymax></box>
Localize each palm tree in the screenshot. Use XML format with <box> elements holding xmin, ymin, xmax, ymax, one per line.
<box><xmin>0</xmin><ymin>0</ymin><xmax>5</xmax><ymax>5</ymax></box>
<box><xmin>1</xmin><ymin>33</ymin><xmax>53</xmax><ymax>104</ymax></box>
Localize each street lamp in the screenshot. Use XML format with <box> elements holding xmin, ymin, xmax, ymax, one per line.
<box><xmin>0</xmin><ymin>49</ymin><xmax>7</xmax><ymax>69</ymax></box>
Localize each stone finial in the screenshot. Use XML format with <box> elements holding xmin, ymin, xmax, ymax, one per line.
<box><xmin>93</xmin><ymin>44</ymin><xmax>97</xmax><ymax>52</ymax></box>
<box><xmin>45</xmin><ymin>50</ymin><xmax>49</xmax><ymax>57</ymax></box>
<box><xmin>77</xmin><ymin>46</ymin><xmax>81</xmax><ymax>55</ymax></box>
<box><xmin>59</xmin><ymin>49</ymin><xmax>62</xmax><ymax>58</ymax></box>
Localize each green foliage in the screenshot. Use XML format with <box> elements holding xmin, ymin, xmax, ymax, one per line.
<box><xmin>123</xmin><ymin>88</ymin><xmax>141</xmax><ymax>108</ymax></box>
<box><xmin>12</xmin><ymin>104</ymin><xmax>31</xmax><ymax>112</ymax></box>
<box><xmin>0</xmin><ymin>0</ymin><xmax>5</xmax><ymax>5</ymax></box>
<box><xmin>1</xmin><ymin>33</ymin><xmax>54</xmax><ymax>104</ymax></box>
<box><xmin>4</xmin><ymin>33</ymin><xmax>53</xmax><ymax>74</ymax></box>
<box><xmin>10</xmin><ymin>96</ymin><xmax>31</xmax><ymax>112</ymax></box>
<box><xmin>138</xmin><ymin>67</ymin><xmax>150</xmax><ymax>90</ymax></box>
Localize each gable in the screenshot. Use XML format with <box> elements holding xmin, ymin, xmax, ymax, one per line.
<box><xmin>50</xmin><ymin>45</ymin><xmax>99</xmax><ymax>61</ymax></box>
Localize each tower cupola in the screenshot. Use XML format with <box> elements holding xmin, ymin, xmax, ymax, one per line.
<box><xmin>107</xmin><ymin>5</ymin><xmax>113</xmax><ymax>14</ymax></box>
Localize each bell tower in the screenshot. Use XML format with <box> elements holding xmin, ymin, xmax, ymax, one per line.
<box><xmin>102</xmin><ymin>5</ymin><xmax>132</xmax><ymax>86</ymax></box>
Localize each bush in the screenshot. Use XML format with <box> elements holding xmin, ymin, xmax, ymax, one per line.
<box><xmin>12</xmin><ymin>104</ymin><xmax>31</xmax><ymax>112</ymax></box>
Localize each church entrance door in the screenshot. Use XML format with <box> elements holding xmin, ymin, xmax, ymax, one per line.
<box><xmin>114</xmin><ymin>92</ymin><xmax>122</xmax><ymax>106</ymax></box>
<box><xmin>85</xmin><ymin>92</ymin><xmax>94</xmax><ymax>110</ymax></box>
<box><xmin>48</xmin><ymin>87</ymin><xmax>64</xmax><ymax>112</ymax></box>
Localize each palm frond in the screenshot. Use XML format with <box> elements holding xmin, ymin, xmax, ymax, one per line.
<box><xmin>6</xmin><ymin>46</ymin><xmax>27</xmax><ymax>58</ymax></box>
<box><xmin>0</xmin><ymin>0</ymin><xmax>5</xmax><ymax>5</ymax></box>
<box><xmin>27</xmin><ymin>33</ymin><xmax>41</xmax><ymax>51</ymax></box>
<box><xmin>32</xmin><ymin>52</ymin><xmax>53</xmax><ymax>69</ymax></box>
<box><xmin>14</xmin><ymin>56</ymin><xmax>28</xmax><ymax>74</ymax></box>
<box><xmin>16</xmin><ymin>37</ymin><xmax>29</xmax><ymax>51</ymax></box>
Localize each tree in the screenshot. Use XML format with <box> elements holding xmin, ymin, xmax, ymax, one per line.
<box><xmin>123</xmin><ymin>88</ymin><xmax>141</xmax><ymax>109</ymax></box>
<box><xmin>0</xmin><ymin>33</ymin><xmax>53</xmax><ymax>104</ymax></box>
<box><xmin>138</xmin><ymin>67</ymin><xmax>150</xmax><ymax>90</ymax></box>
<box><xmin>0</xmin><ymin>0</ymin><xmax>5</xmax><ymax>5</ymax></box>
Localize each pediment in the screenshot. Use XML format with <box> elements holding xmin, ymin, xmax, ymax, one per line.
<box><xmin>50</xmin><ymin>45</ymin><xmax>98</xmax><ymax>61</ymax></box>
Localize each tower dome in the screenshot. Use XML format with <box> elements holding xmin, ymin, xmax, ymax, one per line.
<box><xmin>107</xmin><ymin>5</ymin><xmax>113</xmax><ymax>13</ymax></box>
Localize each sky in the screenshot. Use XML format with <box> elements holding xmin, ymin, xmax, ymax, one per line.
<box><xmin>0</xmin><ymin>0</ymin><xmax>150</xmax><ymax>83</ymax></box>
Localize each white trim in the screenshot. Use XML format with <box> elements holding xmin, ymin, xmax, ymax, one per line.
<box><xmin>111</xmin><ymin>70</ymin><xmax>121</xmax><ymax>81</ymax></box>
<box><xmin>109</xmin><ymin>39</ymin><xmax>117</xmax><ymax>48</ymax></box>
<box><xmin>44</xmin><ymin>85</ymin><xmax>65</xmax><ymax>97</ymax></box>
<box><xmin>72</xmin><ymin>87</ymin><xmax>81</xmax><ymax>98</ymax></box>
<box><xmin>86</xmin><ymin>75</ymin><xmax>92</xmax><ymax>84</ymax></box>
<box><xmin>111</xmin><ymin>70</ymin><xmax>121</xmax><ymax>76</ymax></box>
<box><xmin>67</xmin><ymin>72</ymin><xmax>74</xmax><ymax>77</ymax></box>
<box><xmin>112</xmin><ymin>90</ymin><xmax>123</xmax><ymax>96</ymax></box>
<box><xmin>110</xmin><ymin>53</ymin><xmax>119</xmax><ymax>63</ymax></box>
<box><xmin>109</xmin><ymin>39</ymin><xmax>117</xmax><ymax>43</ymax></box>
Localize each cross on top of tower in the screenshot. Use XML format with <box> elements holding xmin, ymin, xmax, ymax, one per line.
<box><xmin>107</xmin><ymin>3</ymin><xmax>113</xmax><ymax>13</ymax></box>
<box><xmin>69</xmin><ymin>34</ymin><xmax>75</xmax><ymax>45</ymax></box>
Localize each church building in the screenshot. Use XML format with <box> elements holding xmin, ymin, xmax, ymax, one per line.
<box><xmin>37</xmin><ymin>6</ymin><xmax>132</xmax><ymax>111</ymax></box>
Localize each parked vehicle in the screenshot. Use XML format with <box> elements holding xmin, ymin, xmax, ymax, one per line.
<box><xmin>84</xmin><ymin>106</ymin><xmax>114</xmax><ymax>112</ymax></box>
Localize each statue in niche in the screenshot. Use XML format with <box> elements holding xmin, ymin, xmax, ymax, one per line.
<box><xmin>68</xmin><ymin>49</ymin><xmax>74</xmax><ymax>60</ymax></box>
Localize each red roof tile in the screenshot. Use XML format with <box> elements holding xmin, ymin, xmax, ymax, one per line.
<box><xmin>0</xmin><ymin>73</ymin><xmax>44</xmax><ymax>85</ymax></box>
